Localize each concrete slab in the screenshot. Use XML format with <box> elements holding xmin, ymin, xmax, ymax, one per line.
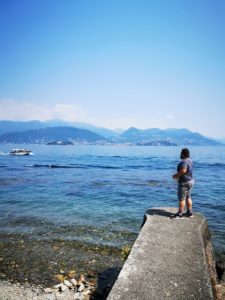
<box><xmin>107</xmin><ymin>207</ymin><xmax>214</xmax><ymax>300</ymax></box>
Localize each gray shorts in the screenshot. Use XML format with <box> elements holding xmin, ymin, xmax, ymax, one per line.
<box><xmin>178</xmin><ymin>179</ymin><xmax>194</xmax><ymax>201</ymax></box>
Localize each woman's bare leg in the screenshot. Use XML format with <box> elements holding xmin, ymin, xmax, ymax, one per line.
<box><xmin>179</xmin><ymin>200</ymin><xmax>185</xmax><ymax>214</ymax></box>
<box><xmin>186</xmin><ymin>197</ymin><xmax>192</xmax><ymax>211</ymax></box>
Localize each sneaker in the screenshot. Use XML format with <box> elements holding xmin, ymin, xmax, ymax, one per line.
<box><xmin>184</xmin><ymin>211</ymin><xmax>193</xmax><ymax>218</ymax></box>
<box><xmin>171</xmin><ymin>212</ymin><xmax>184</xmax><ymax>220</ymax></box>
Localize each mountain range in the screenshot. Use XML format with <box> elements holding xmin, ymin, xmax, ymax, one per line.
<box><xmin>0</xmin><ymin>120</ymin><xmax>223</xmax><ymax>146</ymax></box>
<box><xmin>0</xmin><ymin>120</ymin><xmax>117</xmax><ymax>138</ymax></box>
<box><xmin>0</xmin><ymin>126</ymin><xmax>105</xmax><ymax>144</ymax></box>
<box><xmin>118</xmin><ymin>127</ymin><xmax>222</xmax><ymax>146</ymax></box>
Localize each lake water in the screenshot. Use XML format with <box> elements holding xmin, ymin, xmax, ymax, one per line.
<box><xmin>0</xmin><ymin>144</ymin><xmax>225</xmax><ymax>285</ymax></box>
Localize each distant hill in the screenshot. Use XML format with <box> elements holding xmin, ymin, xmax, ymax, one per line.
<box><xmin>0</xmin><ymin>120</ymin><xmax>223</xmax><ymax>146</ymax></box>
<box><xmin>119</xmin><ymin>127</ymin><xmax>222</xmax><ymax>146</ymax></box>
<box><xmin>0</xmin><ymin>120</ymin><xmax>118</xmax><ymax>138</ymax></box>
<box><xmin>208</xmin><ymin>136</ymin><xmax>225</xmax><ymax>145</ymax></box>
<box><xmin>0</xmin><ymin>127</ymin><xmax>106</xmax><ymax>144</ymax></box>
<box><xmin>64</xmin><ymin>122</ymin><xmax>119</xmax><ymax>138</ymax></box>
<box><xmin>0</xmin><ymin>120</ymin><xmax>46</xmax><ymax>136</ymax></box>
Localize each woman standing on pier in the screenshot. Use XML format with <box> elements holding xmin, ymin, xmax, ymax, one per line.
<box><xmin>172</xmin><ymin>148</ymin><xmax>194</xmax><ymax>219</ymax></box>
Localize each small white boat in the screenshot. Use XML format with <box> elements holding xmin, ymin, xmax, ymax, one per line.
<box><xmin>10</xmin><ymin>149</ymin><xmax>32</xmax><ymax>156</ymax></box>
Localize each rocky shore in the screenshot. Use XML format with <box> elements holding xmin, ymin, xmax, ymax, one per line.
<box><xmin>0</xmin><ymin>266</ymin><xmax>123</xmax><ymax>300</ymax></box>
<box><xmin>0</xmin><ymin>227</ymin><xmax>225</xmax><ymax>299</ymax></box>
<box><xmin>0</xmin><ymin>230</ymin><xmax>133</xmax><ymax>300</ymax></box>
<box><xmin>0</xmin><ymin>273</ymin><xmax>95</xmax><ymax>300</ymax></box>
<box><xmin>1</xmin><ymin>249</ymin><xmax>225</xmax><ymax>300</ymax></box>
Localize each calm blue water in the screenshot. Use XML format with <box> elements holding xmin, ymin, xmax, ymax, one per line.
<box><xmin>0</xmin><ymin>144</ymin><xmax>225</xmax><ymax>252</ymax></box>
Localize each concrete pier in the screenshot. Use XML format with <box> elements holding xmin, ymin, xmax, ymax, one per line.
<box><xmin>107</xmin><ymin>207</ymin><xmax>214</xmax><ymax>300</ymax></box>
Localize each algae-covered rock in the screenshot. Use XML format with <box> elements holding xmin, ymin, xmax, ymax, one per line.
<box><xmin>121</xmin><ymin>245</ymin><xmax>131</xmax><ymax>261</ymax></box>
<box><xmin>54</xmin><ymin>274</ymin><xmax>66</xmax><ymax>282</ymax></box>
<box><xmin>67</xmin><ymin>270</ymin><xmax>76</xmax><ymax>278</ymax></box>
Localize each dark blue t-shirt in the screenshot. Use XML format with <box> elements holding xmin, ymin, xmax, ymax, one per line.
<box><xmin>177</xmin><ymin>158</ymin><xmax>193</xmax><ymax>183</ymax></box>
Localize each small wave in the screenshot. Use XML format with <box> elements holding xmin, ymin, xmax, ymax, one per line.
<box><xmin>26</xmin><ymin>164</ymin><xmax>74</xmax><ymax>169</ymax></box>
<box><xmin>0</xmin><ymin>152</ymin><xmax>10</xmax><ymax>156</ymax></box>
<box><xmin>0</xmin><ymin>152</ymin><xmax>34</xmax><ymax>156</ymax></box>
<box><xmin>210</xmin><ymin>163</ymin><xmax>225</xmax><ymax>167</ymax></box>
<box><xmin>95</xmin><ymin>155</ymin><xmax>127</xmax><ymax>159</ymax></box>
<box><xmin>25</xmin><ymin>163</ymin><xmax>172</xmax><ymax>171</ymax></box>
<box><xmin>26</xmin><ymin>163</ymin><xmax>119</xmax><ymax>169</ymax></box>
<box><xmin>196</xmin><ymin>162</ymin><xmax>225</xmax><ymax>168</ymax></box>
<box><xmin>85</xmin><ymin>164</ymin><xmax>119</xmax><ymax>169</ymax></box>
<box><xmin>26</xmin><ymin>163</ymin><xmax>168</xmax><ymax>170</ymax></box>
<box><xmin>122</xmin><ymin>164</ymin><xmax>172</xmax><ymax>170</ymax></box>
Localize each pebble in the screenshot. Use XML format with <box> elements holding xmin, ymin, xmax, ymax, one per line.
<box><xmin>74</xmin><ymin>293</ymin><xmax>85</xmax><ymax>300</ymax></box>
<box><xmin>54</xmin><ymin>274</ymin><xmax>65</xmax><ymax>282</ymax></box>
<box><xmin>44</xmin><ymin>287</ymin><xmax>54</xmax><ymax>293</ymax></box>
<box><xmin>67</xmin><ymin>271</ymin><xmax>76</xmax><ymax>278</ymax></box>
<box><xmin>0</xmin><ymin>274</ymin><xmax>94</xmax><ymax>300</ymax></box>
<box><xmin>78</xmin><ymin>278</ymin><xmax>85</xmax><ymax>285</ymax></box>
<box><xmin>83</xmin><ymin>288</ymin><xmax>91</xmax><ymax>296</ymax></box>
<box><xmin>60</xmin><ymin>284</ymin><xmax>68</xmax><ymax>292</ymax></box>
<box><xmin>0</xmin><ymin>280</ymin><xmax>45</xmax><ymax>300</ymax></box>
<box><xmin>77</xmin><ymin>283</ymin><xmax>85</xmax><ymax>292</ymax></box>
<box><xmin>64</xmin><ymin>280</ymin><xmax>73</xmax><ymax>288</ymax></box>
<box><xmin>53</xmin><ymin>284</ymin><xmax>62</xmax><ymax>289</ymax></box>
<box><xmin>73</xmin><ymin>292</ymin><xmax>81</xmax><ymax>299</ymax></box>
<box><xmin>47</xmin><ymin>274</ymin><xmax>93</xmax><ymax>299</ymax></box>
<box><xmin>70</xmin><ymin>278</ymin><xmax>78</xmax><ymax>286</ymax></box>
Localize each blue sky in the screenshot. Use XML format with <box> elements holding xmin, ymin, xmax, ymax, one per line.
<box><xmin>0</xmin><ymin>0</ymin><xmax>225</xmax><ymax>137</ymax></box>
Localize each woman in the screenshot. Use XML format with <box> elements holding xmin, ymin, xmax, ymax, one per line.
<box><xmin>172</xmin><ymin>148</ymin><xmax>194</xmax><ymax>219</ymax></box>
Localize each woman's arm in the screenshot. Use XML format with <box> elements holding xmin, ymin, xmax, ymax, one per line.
<box><xmin>173</xmin><ymin>168</ymin><xmax>187</xmax><ymax>179</ymax></box>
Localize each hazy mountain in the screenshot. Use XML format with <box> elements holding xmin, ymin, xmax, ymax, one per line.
<box><xmin>64</xmin><ymin>122</ymin><xmax>119</xmax><ymax>138</ymax></box>
<box><xmin>120</xmin><ymin>127</ymin><xmax>222</xmax><ymax>146</ymax></box>
<box><xmin>0</xmin><ymin>120</ymin><xmax>46</xmax><ymax>135</ymax></box>
<box><xmin>219</xmin><ymin>138</ymin><xmax>225</xmax><ymax>144</ymax></box>
<box><xmin>0</xmin><ymin>127</ymin><xmax>106</xmax><ymax>144</ymax></box>
<box><xmin>0</xmin><ymin>120</ymin><xmax>119</xmax><ymax>138</ymax></box>
<box><xmin>0</xmin><ymin>120</ymin><xmax>223</xmax><ymax>146</ymax></box>
<box><xmin>207</xmin><ymin>136</ymin><xmax>225</xmax><ymax>145</ymax></box>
